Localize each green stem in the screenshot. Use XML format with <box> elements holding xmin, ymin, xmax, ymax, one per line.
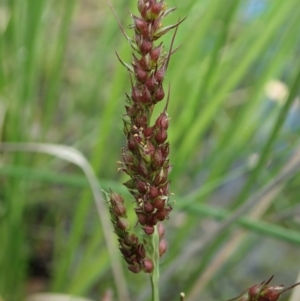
<box><xmin>150</xmin><ymin>225</ymin><xmax>160</xmax><ymax>301</ymax></box>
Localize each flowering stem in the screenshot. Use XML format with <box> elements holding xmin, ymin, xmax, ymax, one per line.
<box><xmin>150</xmin><ymin>225</ymin><xmax>160</xmax><ymax>301</ymax></box>
<box><xmin>108</xmin><ymin>0</ymin><xmax>181</xmax><ymax>283</ymax></box>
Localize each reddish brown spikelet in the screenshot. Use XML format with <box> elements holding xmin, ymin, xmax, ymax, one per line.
<box><xmin>143</xmin><ymin>258</ymin><xmax>154</xmax><ymax>273</ymax></box>
<box><xmin>157</xmin><ymin>222</ymin><xmax>165</xmax><ymax>238</ymax></box>
<box><xmin>143</xmin><ymin>225</ymin><xmax>155</xmax><ymax>235</ymax></box>
<box><xmin>144</xmin><ymin>202</ymin><xmax>154</xmax><ymax>213</ymax></box>
<box><xmin>153</xmin><ymin>198</ymin><xmax>164</xmax><ymax>210</ymax></box>
<box><xmin>128</xmin><ymin>264</ymin><xmax>141</xmax><ymax>274</ymax></box>
<box><xmin>149</xmin><ymin>186</ymin><xmax>159</xmax><ymax>199</ymax></box>
<box><xmin>110</xmin><ymin>192</ymin><xmax>124</xmax><ymax>205</ymax></box>
<box><xmin>155</xmin><ymin>129</ymin><xmax>168</xmax><ymax>144</ymax></box>
<box><xmin>155</xmin><ymin>110</ymin><xmax>169</xmax><ymax>129</ymax></box>
<box><xmin>151</xmin><ymin>2</ymin><xmax>163</xmax><ymax>16</ymax></box>
<box><xmin>116</xmin><ymin>216</ymin><xmax>130</xmax><ymax>230</ymax></box>
<box><xmin>158</xmin><ymin>238</ymin><xmax>167</xmax><ymax>257</ymax></box>
<box><xmin>150</xmin><ymin>44</ymin><xmax>162</xmax><ymax>62</ymax></box>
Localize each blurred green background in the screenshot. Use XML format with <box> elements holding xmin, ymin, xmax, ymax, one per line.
<box><xmin>1</xmin><ymin>0</ymin><xmax>300</xmax><ymax>301</ymax></box>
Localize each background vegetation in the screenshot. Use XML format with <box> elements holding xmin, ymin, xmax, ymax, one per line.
<box><xmin>1</xmin><ymin>0</ymin><xmax>300</xmax><ymax>301</ymax></box>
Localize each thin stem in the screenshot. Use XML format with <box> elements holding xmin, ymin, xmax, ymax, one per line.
<box><xmin>150</xmin><ymin>225</ymin><xmax>160</xmax><ymax>301</ymax></box>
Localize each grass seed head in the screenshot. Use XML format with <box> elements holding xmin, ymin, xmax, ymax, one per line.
<box><xmin>108</xmin><ymin>0</ymin><xmax>181</xmax><ymax>273</ymax></box>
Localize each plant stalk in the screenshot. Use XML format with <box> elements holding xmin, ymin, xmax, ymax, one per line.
<box><xmin>150</xmin><ymin>225</ymin><xmax>160</xmax><ymax>301</ymax></box>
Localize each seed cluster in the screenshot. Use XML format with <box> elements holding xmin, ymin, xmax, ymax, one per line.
<box><xmin>122</xmin><ymin>106</ymin><xmax>172</xmax><ymax>236</ymax></box>
<box><xmin>109</xmin><ymin>191</ymin><xmax>149</xmax><ymax>273</ymax></box>
<box><xmin>229</xmin><ymin>276</ymin><xmax>300</xmax><ymax>301</ymax></box>
<box><xmin>109</xmin><ymin>0</ymin><xmax>180</xmax><ymax>273</ymax></box>
<box><xmin>121</xmin><ymin>0</ymin><xmax>177</xmax><ymax>234</ymax></box>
